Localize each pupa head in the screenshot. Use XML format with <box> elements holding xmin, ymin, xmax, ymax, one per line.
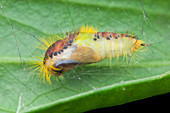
<box><xmin>32</xmin><ymin>35</ymin><xmax>82</xmax><ymax>84</ymax></box>
<box><xmin>43</xmin><ymin>39</ymin><xmax>81</xmax><ymax>76</ymax></box>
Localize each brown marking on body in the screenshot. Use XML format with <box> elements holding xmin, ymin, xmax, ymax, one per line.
<box><xmin>44</xmin><ymin>33</ymin><xmax>78</xmax><ymax>59</ymax></box>
<box><xmin>100</xmin><ymin>32</ymin><xmax>130</xmax><ymax>39</ymax></box>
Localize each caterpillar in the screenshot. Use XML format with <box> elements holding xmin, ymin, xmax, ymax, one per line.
<box><xmin>34</xmin><ymin>25</ymin><xmax>149</xmax><ymax>84</ymax></box>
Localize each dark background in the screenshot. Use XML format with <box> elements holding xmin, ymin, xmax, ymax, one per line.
<box><xmin>86</xmin><ymin>93</ymin><xmax>170</xmax><ymax>112</ymax></box>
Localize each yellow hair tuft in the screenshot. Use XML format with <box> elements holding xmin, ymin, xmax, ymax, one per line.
<box><xmin>80</xmin><ymin>25</ymin><xmax>97</xmax><ymax>33</ymax></box>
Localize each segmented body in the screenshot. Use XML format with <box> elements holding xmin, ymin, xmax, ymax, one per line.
<box><xmin>45</xmin><ymin>32</ymin><xmax>142</xmax><ymax>63</ymax></box>
<box><xmin>35</xmin><ymin>26</ymin><xmax>147</xmax><ymax>84</ymax></box>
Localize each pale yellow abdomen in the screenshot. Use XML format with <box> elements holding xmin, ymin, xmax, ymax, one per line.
<box><xmin>75</xmin><ymin>33</ymin><xmax>139</xmax><ymax>61</ymax></box>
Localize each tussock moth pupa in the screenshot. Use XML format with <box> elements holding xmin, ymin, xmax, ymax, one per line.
<box><xmin>0</xmin><ymin>1</ymin><xmax>169</xmax><ymax>113</ymax></box>
<box><xmin>33</xmin><ymin>25</ymin><xmax>149</xmax><ymax>84</ymax></box>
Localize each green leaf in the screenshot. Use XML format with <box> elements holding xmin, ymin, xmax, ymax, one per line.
<box><xmin>0</xmin><ymin>0</ymin><xmax>169</xmax><ymax>113</ymax></box>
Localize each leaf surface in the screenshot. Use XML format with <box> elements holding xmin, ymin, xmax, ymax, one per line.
<box><xmin>0</xmin><ymin>0</ymin><xmax>169</xmax><ymax>113</ymax></box>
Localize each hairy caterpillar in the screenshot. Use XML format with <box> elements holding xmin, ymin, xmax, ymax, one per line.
<box><xmin>34</xmin><ymin>25</ymin><xmax>149</xmax><ymax>84</ymax></box>
<box><xmin>0</xmin><ymin>1</ymin><xmax>169</xmax><ymax>113</ymax></box>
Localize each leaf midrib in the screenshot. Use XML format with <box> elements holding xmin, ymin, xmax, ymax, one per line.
<box><xmin>1</xmin><ymin>58</ymin><xmax>170</xmax><ymax>68</ymax></box>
